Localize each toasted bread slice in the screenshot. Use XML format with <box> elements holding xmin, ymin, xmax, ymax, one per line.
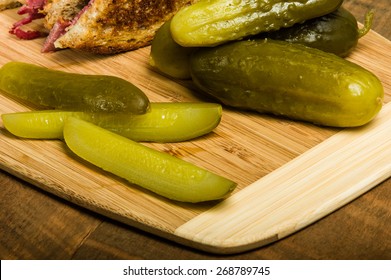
<box><xmin>43</xmin><ymin>0</ymin><xmax>89</xmax><ymax>30</ymax></box>
<box><xmin>50</xmin><ymin>0</ymin><xmax>197</xmax><ymax>54</ymax></box>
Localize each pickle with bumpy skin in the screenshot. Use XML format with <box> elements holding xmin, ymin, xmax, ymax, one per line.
<box><xmin>152</xmin><ymin>8</ymin><xmax>372</xmax><ymax>79</ymax></box>
<box><xmin>259</xmin><ymin>7</ymin><xmax>374</xmax><ymax>57</ymax></box>
<box><xmin>170</xmin><ymin>0</ymin><xmax>343</xmax><ymax>47</ymax></box>
<box><xmin>63</xmin><ymin>117</ymin><xmax>237</xmax><ymax>203</ymax></box>
<box><xmin>1</xmin><ymin>102</ymin><xmax>222</xmax><ymax>142</ymax></box>
<box><xmin>0</xmin><ymin>61</ymin><xmax>150</xmax><ymax>114</ymax></box>
<box><xmin>190</xmin><ymin>39</ymin><xmax>384</xmax><ymax>127</ymax></box>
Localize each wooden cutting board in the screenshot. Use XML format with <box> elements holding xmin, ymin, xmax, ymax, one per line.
<box><xmin>1</xmin><ymin>9</ymin><xmax>391</xmax><ymax>254</ymax></box>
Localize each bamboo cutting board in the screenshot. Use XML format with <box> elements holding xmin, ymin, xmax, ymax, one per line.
<box><xmin>1</xmin><ymin>9</ymin><xmax>391</xmax><ymax>254</ymax></box>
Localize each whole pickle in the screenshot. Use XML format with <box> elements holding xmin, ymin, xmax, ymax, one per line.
<box><xmin>0</xmin><ymin>62</ymin><xmax>150</xmax><ymax>114</ymax></box>
<box><xmin>150</xmin><ymin>20</ymin><xmax>197</xmax><ymax>79</ymax></box>
<box><xmin>171</xmin><ymin>0</ymin><xmax>343</xmax><ymax>47</ymax></box>
<box><xmin>259</xmin><ymin>7</ymin><xmax>374</xmax><ymax>57</ymax></box>
<box><xmin>190</xmin><ymin>39</ymin><xmax>384</xmax><ymax>127</ymax></box>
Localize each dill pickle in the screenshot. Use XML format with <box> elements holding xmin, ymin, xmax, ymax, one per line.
<box><xmin>63</xmin><ymin>117</ymin><xmax>237</xmax><ymax>202</ymax></box>
<box><xmin>171</xmin><ymin>0</ymin><xmax>343</xmax><ymax>47</ymax></box>
<box><xmin>259</xmin><ymin>7</ymin><xmax>374</xmax><ymax>57</ymax></box>
<box><xmin>1</xmin><ymin>103</ymin><xmax>222</xmax><ymax>142</ymax></box>
<box><xmin>190</xmin><ymin>39</ymin><xmax>384</xmax><ymax>127</ymax></box>
<box><xmin>0</xmin><ymin>61</ymin><xmax>150</xmax><ymax>114</ymax></box>
<box><xmin>150</xmin><ymin>20</ymin><xmax>197</xmax><ymax>79</ymax></box>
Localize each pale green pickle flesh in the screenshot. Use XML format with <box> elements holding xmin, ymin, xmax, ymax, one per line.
<box><xmin>63</xmin><ymin>117</ymin><xmax>236</xmax><ymax>203</ymax></box>
<box><xmin>1</xmin><ymin>103</ymin><xmax>222</xmax><ymax>142</ymax></box>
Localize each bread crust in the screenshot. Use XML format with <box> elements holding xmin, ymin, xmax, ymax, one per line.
<box><xmin>53</xmin><ymin>0</ymin><xmax>197</xmax><ymax>54</ymax></box>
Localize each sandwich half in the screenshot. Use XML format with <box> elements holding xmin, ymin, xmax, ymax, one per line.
<box><xmin>41</xmin><ymin>0</ymin><xmax>197</xmax><ymax>54</ymax></box>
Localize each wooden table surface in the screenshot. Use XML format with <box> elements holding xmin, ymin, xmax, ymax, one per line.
<box><xmin>1</xmin><ymin>0</ymin><xmax>390</xmax><ymax>260</ymax></box>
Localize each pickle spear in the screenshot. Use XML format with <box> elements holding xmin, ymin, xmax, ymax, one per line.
<box><xmin>0</xmin><ymin>61</ymin><xmax>149</xmax><ymax>114</ymax></box>
<box><xmin>63</xmin><ymin>117</ymin><xmax>237</xmax><ymax>202</ymax></box>
<box><xmin>1</xmin><ymin>102</ymin><xmax>222</xmax><ymax>142</ymax></box>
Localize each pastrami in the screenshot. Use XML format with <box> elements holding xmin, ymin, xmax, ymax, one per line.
<box><xmin>41</xmin><ymin>0</ymin><xmax>93</xmax><ymax>52</ymax></box>
<box><xmin>41</xmin><ymin>19</ymin><xmax>70</xmax><ymax>52</ymax></box>
<box><xmin>9</xmin><ymin>0</ymin><xmax>47</xmax><ymax>40</ymax></box>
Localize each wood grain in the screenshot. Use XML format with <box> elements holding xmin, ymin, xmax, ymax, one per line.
<box><xmin>175</xmin><ymin>102</ymin><xmax>391</xmax><ymax>253</ymax></box>
<box><xmin>1</xmin><ymin>0</ymin><xmax>390</xmax><ymax>259</ymax></box>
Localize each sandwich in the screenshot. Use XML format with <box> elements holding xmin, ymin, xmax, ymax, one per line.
<box><xmin>9</xmin><ymin>0</ymin><xmax>197</xmax><ymax>54</ymax></box>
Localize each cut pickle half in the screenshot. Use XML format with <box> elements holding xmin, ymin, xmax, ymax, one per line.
<box><xmin>63</xmin><ymin>117</ymin><xmax>237</xmax><ymax>203</ymax></box>
<box><xmin>1</xmin><ymin>102</ymin><xmax>222</xmax><ymax>142</ymax></box>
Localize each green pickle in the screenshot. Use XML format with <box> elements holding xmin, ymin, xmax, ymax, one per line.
<box><xmin>190</xmin><ymin>39</ymin><xmax>384</xmax><ymax>127</ymax></box>
<box><xmin>150</xmin><ymin>7</ymin><xmax>373</xmax><ymax>79</ymax></box>
<box><xmin>0</xmin><ymin>61</ymin><xmax>150</xmax><ymax>114</ymax></box>
<box><xmin>63</xmin><ymin>117</ymin><xmax>237</xmax><ymax>202</ymax></box>
<box><xmin>1</xmin><ymin>103</ymin><xmax>222</xmax><ymax>142</ymax></box>
<box><xmin>259</xmin><ymin>7</ymin><xmax>374</xmax><ymax>57</ymax></box>
<box><xmin>150</xmin><ymin>20</ymin><xmax>197</xmax><ymax>79</ymax></box>
<box><xmin>171</xmin><ymin>0</ymin><xmax>343</xmax><ymax>47</ymax></box>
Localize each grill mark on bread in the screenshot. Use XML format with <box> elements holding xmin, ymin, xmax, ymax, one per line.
<box><xmin>43</xmin><ymin>0</ymin><xmax>197</xmax><ymax>54</ymax></box>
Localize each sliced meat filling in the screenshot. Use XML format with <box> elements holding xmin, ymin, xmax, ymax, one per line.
<box><xmin>9</xmin><ymin>0</ymin><xmax>47</xmax><ymax>40</ymax></box>
<box><xmin>41</xmin><ymin>0</ymin><xmax>91</xmax><ymax>52</ymax></box>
